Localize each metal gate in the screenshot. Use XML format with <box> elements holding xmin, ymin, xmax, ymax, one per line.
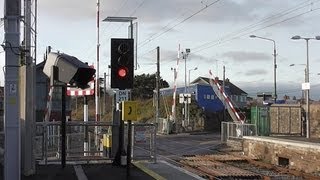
<box><xmin>221</xmin><ymin>122</ymin><xmax>257</xmax><ymax>143</ymax></box>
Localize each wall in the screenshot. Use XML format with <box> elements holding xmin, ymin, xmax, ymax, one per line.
<box><xmin>310</xmin><ymin>104</ymin><xmax>320</xmax><ymax>138</ymax></box>
<box><xmin>243</xmin><ymin>136</ymin><xmax>320</xmax><ymax>173</ymax></box>
<box><xmin>269</xmin><ymin>104</ymin><xmax>302</xmax><ymax>135</ymax></box>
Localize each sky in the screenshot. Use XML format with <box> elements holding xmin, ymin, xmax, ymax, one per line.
<box><xmin>1</xmin><ymin>0</ymin><xmax>320</xmax><ymax>100</ymax></box>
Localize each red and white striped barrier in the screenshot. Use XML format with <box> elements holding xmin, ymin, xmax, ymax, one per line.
<box><xmin>66</xmin><ymin>80</ymin><xmax>95</xmax><ymax>96</ymax></box>
<box><xmin>209</xmin><ymin>70</ymin><xmax>245</xmax><ymax>123</ymax></box>
<box><xmin>171</xmin><ymin>44</ymin><xmax>182</xmax><ymax>122</ymax></box>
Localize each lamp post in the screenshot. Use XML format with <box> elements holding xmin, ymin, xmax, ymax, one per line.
<box><xmin>187</xmin><ymin>67</ymin><xmax>197</xmax><ymax>128</ymax></box>
<box><xmin>188</xmin><ymin>67</ymin><xmax>198</xmax><ymax>86</ymax></box>
<box><xmin>181</xmin><ymin>49</ymin><xmax>190</xmax><ymax>93</ymax></box>
<box><xmin>250</xmin><ymin>35</ymin><xmax>277</xmax><ymax>103</ymax></box>
<box><xmin>289</xmin><ymin>63</ymin><xmax>307</xmax><ymax>108</ymax></box>
<box><xmin>291</xmin><ymin>35</ymin><xmax>320</xmax><ymax>138</ymax></box>
<box><xmin>181</xmin><ymin>49</ymin><xmax>190</xmax><ymax>129</ymax></box>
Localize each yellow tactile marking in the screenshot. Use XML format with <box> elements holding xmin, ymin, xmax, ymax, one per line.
<box><xmin>133</xmin><ymin>161</ymin><xmax>166</xmax><ymax>180</ymax></box>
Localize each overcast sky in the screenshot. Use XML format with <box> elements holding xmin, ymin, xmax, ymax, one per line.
<box><xmin>1</xmin><ymin>0</ymin><xmax>320</xmax><ymax>100</ymax></box>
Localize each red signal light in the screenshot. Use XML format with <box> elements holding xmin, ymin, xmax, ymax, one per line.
<box><xmin>118</xmin><ymin>67</ymin><xmax>127</xmax><ymax>78</ymax></box>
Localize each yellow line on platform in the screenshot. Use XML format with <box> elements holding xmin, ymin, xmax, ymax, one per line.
<box><xmin>133</xmin><ymin>161</ymin><xmax>166</xmax><ymax>180</ymax></box>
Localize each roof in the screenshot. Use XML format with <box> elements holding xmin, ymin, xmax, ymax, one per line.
<box><xmin>191</xmin><ymin>77</ymin><xmax>247</xmax><ymax>95</ymax></box>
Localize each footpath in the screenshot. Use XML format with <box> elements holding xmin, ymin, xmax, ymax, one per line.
<box><xmin>6</xmin><ymin>159</ymin><xmax>206</xmax><ymax>180</ymax></box>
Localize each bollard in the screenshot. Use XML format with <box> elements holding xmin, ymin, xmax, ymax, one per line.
<box><xmin>103</xmin><ymin>134</ymin><xmax>112</xmax><ymax>158</ymax></box>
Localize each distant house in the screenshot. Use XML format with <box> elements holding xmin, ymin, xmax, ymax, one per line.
<box><xmin>161</xmin><ymin>77</ymin><xmax>248</xmax><ymax>113</ymax></box>
<box><xmin>36</xmin><ymin>61</ymin><xmax>71</xmax><ymax>122</ymax></box>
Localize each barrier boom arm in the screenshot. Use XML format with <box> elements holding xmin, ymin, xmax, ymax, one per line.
<box><xmin>209</xmin><ymin>70</ymin><xmax>245</xmax><ymax>123</ymax></box>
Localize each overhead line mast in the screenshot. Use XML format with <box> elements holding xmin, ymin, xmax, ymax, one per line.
<box><xmin>95</xmin><ymin>0</ymin><xmax>101</xmax><ymax>149</ymax></box>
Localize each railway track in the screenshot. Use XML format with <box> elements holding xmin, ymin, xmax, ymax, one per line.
<box><xmin>156</xmin><ymin>135</ymin><xmax>320</xmax><ymax>179</ymax></box>
<box><xmin>178</xmin><ymin>154</ymin><xmax>320</xmax><ymax>179</ymax></box>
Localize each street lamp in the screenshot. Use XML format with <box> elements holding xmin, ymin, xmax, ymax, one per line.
<box><xmin>250</xmin><ymin>35</ymin><xmax>277</xmax><ymax>103</ymax></box>
<box><xmin>291</xmin><ymin>35</ymin><xmax>320</xmax><ymax>138</ymax></box>
<box><xmin>103</xmin><ymin>16</ymin><xmax>137</xmax><ymax>39</ymax></box>
<box><xmin>188</xmin><ymin>67</ymin><xmax>198</xmax><ymax>86</ymax></box>
<box><xmin>289</xmin><ymin>63</ymin><xmax>307</xmax><ymax>106</ymax></box>
<box><xmin>187</xmin><ymin>67</ymin><xmax>197</xmax><ymax>128</ymax></box>
<box><xmin>181</xmin><ymin>48</ymin><xmax>190</xmax><ymax>93</ymax></box>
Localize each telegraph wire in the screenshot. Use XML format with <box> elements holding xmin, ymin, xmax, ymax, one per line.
<box><xmin>156</xmin><ymin>1</ymin><xmax>320</xmax><ymax>64</ymax></box>
<box><xmin>79</xmin><ymin>0</ymin><xmax>131</xmax><ymax>60</ymax></box>
<box><xmin>193</xmin><ymin>0</ymin><xmax>317</xmax><ymax>52</ymax></box>
<box><xmin>140</xmin><ymin>6</ymin><xmax>320</xmax><ymax>75</ymax></box>
<box><xmin>137</xmin><ymin>10</ymin><xmax>190</xmax><ymax>47</ymax></box>
<box><xmin>194</xmin><ymin>8</ymin><xmax>320</xmax><ymax>54</ymax></box>
<box><xmin>138</xmin><ymin>0</ymin><xmax>222</xmax><ymax>49</ymax></box>
<box><xmin>192</xmin><ymin>0</ymin><xmax>320</xmax><ymax>53</ymax></box>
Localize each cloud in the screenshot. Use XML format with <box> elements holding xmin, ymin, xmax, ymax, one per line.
<box><xmin>37</xmin><ymin>0</ymin><xmax>305</xmax><ymax>25</ymax></box>
<box><xmin>244</xmin><ymin>69</ymin><xmax>268</xmax><ymax>76</ymax></box>
<box><xmin>221</xmin><ymin>51</ymin><xmax>270</xmax><ymax>62</ymax></box>
<box><xmin>237</xmin><ymin>81</ymin><xmax>320</xmax><ymax>100</ymax></box>
<box><xmin>139</xmin><ymin>49</ymin><xmax>177</xmax><ymax>63</ymax></box>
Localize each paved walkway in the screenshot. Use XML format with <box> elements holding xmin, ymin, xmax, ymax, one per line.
<box><xmin>2</xmin><ymin>159</ymin><xmax>205</xmax><ymax>180</ymax></box>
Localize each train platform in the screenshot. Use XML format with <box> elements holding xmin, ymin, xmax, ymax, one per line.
<box><xmin>14</xmin><ymin>159</ymin><xmax>204</xmax><ymax>180</ymax></box>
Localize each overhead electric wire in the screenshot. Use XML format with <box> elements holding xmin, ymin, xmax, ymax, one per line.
<box><xmin>193</xmin><ymin>0</ymin><xmax>318</xmax><ymax>52</ymax></box>
<box><xmin>138</xmin><ymin>0</ymin><xmax>313</xmax><ymax>56</ymax></box>
<box><xmin>194</xmin><ymin>7</ymin><xmax>320</xmax><ymax>54</ymax></box>
<box><xmin>138</xmin><ymin>9</ymin><xmax>191</xmax><ymax>47</ymax></box>
<box><xmin>138</xmin><ymin>0</ymin><xmax>222</xmax><ymax>49</ymax></box>
<box><xmin>79</xmin><ymin>0</ymin><xmax>131</xmax><ymax>60</ymax></box>
<box><xmin>140</xmin><ymin>1</ymin><xmax>320</xmax><ymax>74</ymax></box>
<box><xmin>164</xmin><ymin>1</ymin><xmax>320</xmax><ymax>62</ymax></box>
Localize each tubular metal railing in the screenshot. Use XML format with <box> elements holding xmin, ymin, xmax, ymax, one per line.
<box><xmin>34</xmin><ymin>121</ymin><xmax>157</xmax><ymax>164</ymax></box>
<box><xmin>221</xmin><ymin>122</ymin><xmax>257</xmax><ymax>142</ymax></box>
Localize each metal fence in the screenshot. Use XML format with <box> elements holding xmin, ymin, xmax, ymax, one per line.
<box><xmin>221</xmin><ymin>122</ymin><xmax>257</xmax><ymax>142</ymax></box>
<box><xmin>125</xmin><ymin>123</ymin><xmax>157</xmax><ymax>162</ymax></box>
<box><xmin>34</xmin><ymin>121</ymin><xmax>156</xmax><ymax>164</ymax></box>
<box><xmin>156</xmin><ymin>118</ymin><xmax>172</xmax><ymax>134</ymax></box>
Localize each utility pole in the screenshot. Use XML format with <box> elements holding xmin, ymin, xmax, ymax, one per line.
<box><xmin>223</xmin><ymin>66</ymin><xmax>226</xmax><ymax>122</ymax></box>
<box><xmin>156</xmin><ymin>47</ymin><xmax>160</xmax><ymax>124</ymax></box>
<box><xmin>103</xmin><ymin>72</ymin><xmax>107</xmax><ymax>115</ymax></box>
<box><xmin>95</xmin><ymin>0</ymin><xmax>101</xmax><ymax>150</ymax></box>
<box><xmin>4</xmin><ymin>0</ymin><xmax>21</xmax><ymax>179</ymax></box>
<box><xmin>20</xmin><ymin>0</ymin><xmax>36</xmax><ymax>176</ymax></box>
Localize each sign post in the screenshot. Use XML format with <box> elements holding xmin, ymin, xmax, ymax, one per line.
<box><xmin>121</xmin><ymin>101</ymin><xmax>137</xmax><ymax>178</ymax></box>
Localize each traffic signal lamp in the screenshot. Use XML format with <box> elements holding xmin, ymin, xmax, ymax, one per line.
<box><xmin>111</xmin><ymin>38</ymin><xmax>134</xmax><ymax>90</ymax></box>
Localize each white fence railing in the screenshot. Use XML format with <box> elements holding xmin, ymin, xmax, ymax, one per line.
<box><xmin>221</xmin><ymin>122</ymin><xmax>257</xmax><ymax>142</ymax></box>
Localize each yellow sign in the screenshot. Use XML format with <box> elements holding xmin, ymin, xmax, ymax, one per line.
<box><xmin>122</xmin><ymin>101</ymin><xmax>138</xmax><ymax>121</ymax></box>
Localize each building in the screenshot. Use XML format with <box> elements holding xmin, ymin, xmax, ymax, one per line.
<box><xmin>161</xmin><ymin>77</ymin><xmax>248</xmax><ymax>113</ymax></box>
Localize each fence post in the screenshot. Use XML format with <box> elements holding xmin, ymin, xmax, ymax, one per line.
<box><xmin>153</xmin><ymin>123</ymin><xmax>157</xmax><ymax>163</ymax></box>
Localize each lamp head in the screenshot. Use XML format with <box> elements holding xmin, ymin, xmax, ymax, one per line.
<box><xmin>289</xmin><ymin>64</ymin><xmax>295</xmax><ymax>66</ymax></box>
<box><xmin>194</xmin><ymin>67</ymin><xmax>198</xmax><ymax>70</ymax></box>
<box><xmin>249</xmin><ymin>35</ymin><xmax>256</xmax><ymax>38</ymax></box>
<box><xmin>316</xmin><ymin>36</ymin><xmax>320</xmax><ymax>40</ymax></box>
<box><xmin>291</xmin><ymin>35</ymin><xmax>301</xmax><ymax>40</ymax></box>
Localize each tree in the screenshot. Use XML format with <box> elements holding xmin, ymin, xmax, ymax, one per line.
<box><xmin>132</xmin><ymin>73</ymin><xmax>169</xmax><ymax>99</ymax></box>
